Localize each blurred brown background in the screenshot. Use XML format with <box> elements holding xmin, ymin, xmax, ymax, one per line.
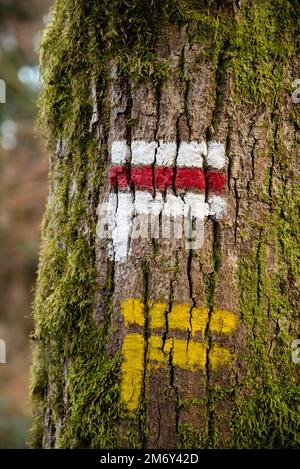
<box><xmin>0</xmin><ymin>0</ymin><xmax>52</xmax><ymax>448</ymax></box>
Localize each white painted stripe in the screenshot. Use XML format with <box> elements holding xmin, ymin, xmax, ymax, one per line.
<box><xmin>111</xmin><ymin>140</ymin><xmax>228</xmax><ymax>170</ymax></box>
<box><xmin>208</xmin><ymin>194</ymin><xmax>227</xmax><ymax>219</ymax></box>
<box><xmin>105</xmin><ymin>193</ymin><xmax>118</xmax><ymax>260</ymax></box>
<box><xmin>97</xmin><ymin>191</ymin><xmax>226</xmax><ymax>262</ymax></box>
<box><xmin>184</xmin><ymin>193</ymin><xmax>209</xmax><ymax>220</ymax></box>
<box><xmin>176</xmin><ymin>141</ymin><xmax>206</xmax><ymax>168</ymax></box>
<box><xmin>156</xmin><ymin>142</ymin><xmax>177</xmax><ymax>166</ymax></box>
<box><xmin>207</xmin><ymin>142</ymin><xmax>226</xmax><ymax>169</ymax></box>
<box><xmin>106</xmin><ymin>193</ymin><xmax>117</xmax><ymax>232</ymax></box>
<box><xmin>111</xmin><ymin>139</ymin><xmax>211</xmax><ymax>168</ymax></box>
<box><xmin>97</xmin><ymin>192</ymin><xmax>134</xmax><ymax>261</ymax></box>
<box><xmin>96</xmin><ymin>192</ymin><xmax>117</xmax><ymax>238</ymax></box>
<box><xmin>134</xmin><ymin>191</ymin><xmax>208</xmax><ymax>220</ymax></box>
<box><xmin>131</xmin><ymin>192</ymin><xmax>164</xmax><ymax>245</ymax></box>
<box><xmin>135</xmin><ymin>191</ymin><xmax>163</xmax><ymax>216</ymax></box>
<box><xmin>163</xmin><ymin>193</ymin><xmax>184</xmax><ymax>218</ymax></box>
<box><xmin>131</xmin><ymin>140</ymin><xmax>158</xmax><ymax>165</ymax></box>
<box><xmin>161</xmin><ymin>193</ymin><xmax>184</xmax><ymax>240</ymax></box>
<box><xmin>112</xmin><ymin>192</ymin><xmax>134</xmax><ymax>261</ymax></box>
<box><xmin>161</xmin><ymin>192</ymin><xmax>208</xmax><ymax>242</ymax></box>
<box><xmin>111</xmin><ymin>140</ymin><xmax>130</xmax><ymax>165</ymax></box>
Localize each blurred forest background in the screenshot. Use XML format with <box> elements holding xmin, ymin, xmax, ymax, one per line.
<box><xmin>0</xmin><ymin>0</ymin><xmax>52</xmax><ymax>448</ymax></box>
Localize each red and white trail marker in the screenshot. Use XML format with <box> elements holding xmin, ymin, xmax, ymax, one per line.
<box><xmin>97</xmin><ymin>140</ymin><xmax>227</xmax><ymax>262</ymax></box>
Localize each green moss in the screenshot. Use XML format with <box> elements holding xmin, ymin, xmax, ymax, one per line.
<box><xmin>230</xmin><ymin>379</ymin><xmax>300</xmax><ymax>448</ymax></box>
<box><xmin>38</xmin><ymin>0</ymin><xmax>300</xmax><ymax>150</ymax></box>
<box><xmin>57</xmin><ymin>353</ymin><xmax>123</xmax><ymax>448</ymax></box>
<box><xmin>231</xmin><ymin>100</ymin><xmax>300</xmax><ymax>448</ymax></box>
<box><xmin>31</xmin><ymin>0</ymin><xmax>300</xmax><ymax>449</ymax></box>
<box><xmin>28</xmin><ymin>343</ymin><xmax>48</xmax><ymax>447</ymax></box>
<box><xmin>226</xmin><ymin>0</ymin><xmax>295</xmax><ymax>104</ymax></box>
<box><xmin>178</xmin><ymin>423</ymin><xmax>207</xmax><ymax>449</ymax></box>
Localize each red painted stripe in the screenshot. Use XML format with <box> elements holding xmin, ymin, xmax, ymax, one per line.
<box><xmin>175</xmin><ymin>168</ymin><xmax>206</xmax><ymax>192</ymax></box>
<box><xmin>207</xmin><ymin>170</ymin><xmax>226</xmax><ymax>193</ymax></box>
<box><xmin>109</xmin><ymin>166</ymin><xmax>130</xmax><ymax>189</ymax></box>
<box><xmin>154</xmin><ymin>166</ymin><xmax>174</xmax><ymax>190</ymax></box>
<box><xmin>131</xmin><ymin>166</ymin><xmax>153</xmax><ymax>190</ymax></box>
<box><xmin>109</xmin><ymin>166</ymin><xmax>206</xmax><ymax>192</ymax></box>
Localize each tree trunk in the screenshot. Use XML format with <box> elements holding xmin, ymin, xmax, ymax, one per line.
<box><xmin>30</xmin><ymin>0</ymin><xmax>300</xmax><ymax>449</ymax></box>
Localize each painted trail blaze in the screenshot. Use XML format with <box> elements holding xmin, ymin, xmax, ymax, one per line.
<box><xmin>120</xmin><ymin>299</ymin><xmax>238</xmax><ymax>411</ymax></box>
<box><xmin>97</xmin><ymin>140</ymin><xmax>227</xmax><ymax>262</ymax></box>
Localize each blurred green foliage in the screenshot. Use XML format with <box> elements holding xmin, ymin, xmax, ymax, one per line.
<box><xmin>0</xmin><ymin>0</ymin><xmax>39</xmax><ymax>122</ymax></box>
<box><xmin>0</xmin><ymin>0</ymin><xmax>51</xmax><ymax>449</ymax></box>
<box><xmin>0</xmin><ymin>0</ymin><xmax>31</xmax><ymax>21</ymax></box>
<box><xmin>0</xmin><ymin>399</ymin><xmax>31</xmax><ymax>449</ymax></box>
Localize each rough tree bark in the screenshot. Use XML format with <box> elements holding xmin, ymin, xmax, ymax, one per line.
<box><xmin>30</xmin><ymin>0</ymin><xmax>300</xmax><ymax>449</ymax></box>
